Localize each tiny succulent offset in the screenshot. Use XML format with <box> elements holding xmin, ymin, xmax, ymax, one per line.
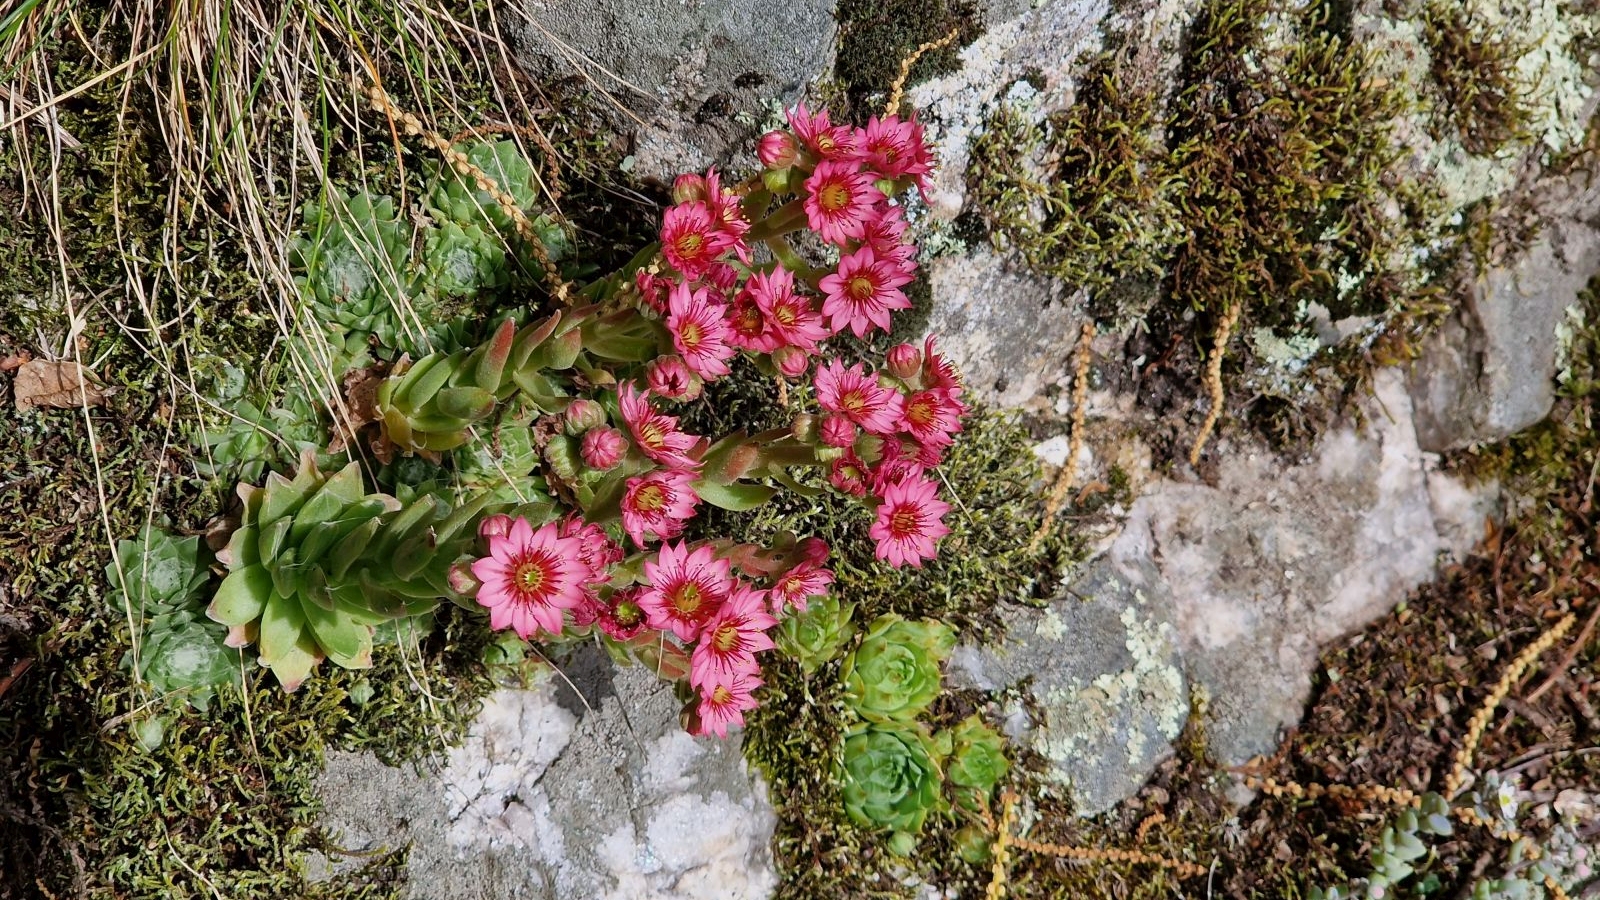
<box><xmin>166</xmin><ymin>106</ymin><xmax>978</xmax><ymax>745</ymax></box>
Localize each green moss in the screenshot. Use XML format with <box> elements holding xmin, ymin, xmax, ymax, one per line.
<box><xmin>968</xmin><ymin>56</ymin><xmax>1181</xmax><ymax>299</ymax></box>
<box><xmin>833</xmin><ymin>0</ymin><xmax>982</xmax><ymax>115</ymax></box>
<box><xmin>1421</xmin><ymin>0</ymin><xmax>1533</xmax><ymax>156</ymax></box>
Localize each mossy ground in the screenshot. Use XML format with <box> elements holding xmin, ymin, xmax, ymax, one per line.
<box><xmin>0</xmin><ymin>4</ymin><xmax>661</xmax><ymax>898</ymax></box>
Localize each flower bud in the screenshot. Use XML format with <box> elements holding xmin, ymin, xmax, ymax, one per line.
<box><xmin>581</xmin><ymin>427</ymin><xmax>627</xmax><ymax>470</ymax></box>
<box><xmin>671</xmin><ymin>173</ymin><xmax>708</xmax><ymax>204</ymax></box>
<box><xmin>447</xmin><ymin>561</ymin><xmax>482</xmax><ymax>596</ymax></box>
<box><xmin>789</xmin><ymin>413</ymin><xmax>817</xmax><ymax>442</ymax></box>
<box><xmin>773</xmin><ymin>345</ymin><xmax>810</xmax><ymax>379</ymax></box>
<box><xmin>564</xmin><ymin>398</ymin><xmax>606</xmax><ymax>434</ymax></box>
<box><xmin>479</xmin><ymin>513</ymin><xmax>516</xmax><ymax>539</ymax></box>
<box><xmin>797</xmin><ymin>536</ymin><xmax>831</xmax><ymax>564</ymax></box>
<box><xmin>820</xmin><ymin>414</ymin><xmax>857</xmax><ymax>448</ymax></box>
<box><xmin>757</xmin><ymin>130</ymin><xmax>799</xmax><ymax>169</ymax></box>
<box><xmin>885</xmin><ymin>342</ymin><xmax>923</xmax><ymax>380</ymax></box>
<box><xmin>646</xmin><ymin>355</ymin><xmax>704</xmax><ymax>401</ymax></box>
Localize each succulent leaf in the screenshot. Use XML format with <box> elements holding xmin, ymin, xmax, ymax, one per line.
<box><xmin>837</xmin><ymin>722</ymin><xmax>949</xmax><ymax>837</ymax></box>
<box><xmin>840</xmin><ymin>614</ymin><xmax>955</xmax><ymax>723</ymax></box>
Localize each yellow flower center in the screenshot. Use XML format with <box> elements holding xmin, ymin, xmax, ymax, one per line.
<box><xmin>818</xmin><ymin>182</ymin><xmax>850</xmax><ymax>212</ymax></box>
<box><xmin>679</xmin><ymin>322</ymin><xmax>703</xmax><ymax>350</ymax></box>
<box><xmin>670</xmin><ymin>583</ymin><xmax>704</xmax><ymax>616</ymax></box>
<box><xmin>676</xmin><ymin>232</ymin><xmax>704</xmax><ymax>258</ymax></box>
<box><xmin>713</xmin><ymin>622</ymin><xmax>741</xmax><ymax>653</ymax></box>
<box><xmin>848</xmin><ymin>276</ymin><xmax>875</xmax><ymax>301</ymax></box>
<box><xmin>514</xmin><ymin>559</ymin><xmax>548</xmax><ymax>595</ymax></box>
<box><xmin>711</xmin><ymin>684</ymin><xmax>734</xmax><ymax>704</ymax></box>
<box><xmin>633</xmin><ymin>483</ymin><xmax>666</xmax><ymax>512</ymax></box>
<box><xmin>907</xmin><ymin>397</ymin><xmax>935</xmax><ymax>428</ymax></box>
<box><xmin>840</xmin><ymin>390</ymin><xmax>867</xmax><ymax>413</ymax></box>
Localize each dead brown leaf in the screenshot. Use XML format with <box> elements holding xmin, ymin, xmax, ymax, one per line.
<box><xmin>12</xmin><ymin>359</ymin><xmax>112</xmax><ymax>411</ymax></box>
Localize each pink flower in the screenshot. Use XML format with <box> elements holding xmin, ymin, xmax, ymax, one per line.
<box><xmin>690</xmin><ymin>584</ymin><xmax>777</xmax><ymax>688</ymax></box>
<box><xmin>869</xmin><ymin>476</ymin><xmax>951</xmax><ymax>568</ymax></box>
<box><xmin>559</xmin><ymin>515</ymin><xmax>621</xmax><ymax>587</ymax></box>
<box><xmin>645</xmin><ymin>355</ymin><xmax>704</xmax><ymax>401</ymax></box>
<box><xmin>899</xmin><ymin>389</ymin><xmax>965</xmax><ymax>449</ymax></box>
<box><xmin>829</xmin><ymin>451</ymin><xmax>871</xmax><ymax>496</ymax></box>
<box><xmin>922</xmin><ymin>335</ymin><xmax>962</xmax><ymax>396</ymax></box>
<box><xmin>820</xmin><ymin>414</ymin><xmax>857</xmax><ymax>448</ymax></box>
<box><xmin>814</xmin><ymin>359</ymin><xmax>905</xmax><ymax>435</ymax></box>
<box><xmin>770</xmin><ymin>563</ymin><xmax>834</xmax><ymax>614</ymax></box>
<box><xmin>667</xmin><ymin>282</ymin><xmax>736</xmax><ymax>379</ymax></box>
<box><xmin>726</xmin><ymin>290</ymin><xmax>780</xmax><ymax>353</ymax></box>
<box><xmin>901</xmin><ymin>116</ymin><xmax>937</xmax><ymax>199</ymax></box>
<box><xmin>598</xmin><ymin>586</ymin><xmax>649</xmax><ymax>641</ymax></box>
<box><xmin>622</xmin><ymin>469</ymin><xmax>701</xmax><ymax>547</ymax></box>
<box><xmin>581</xmin><ymin>427</ymin><xmax>627</xmax><ymax>470</ymax></box>
<box><xmin>856</xmin><ymin>115</ymin><xmax>933</xmax><ymax>186</ymax></box>
<box><xmin>620</xmin><ymin>382</ymin><xmax>701</xmax><ymax>470</ymax></box>
<box><xmin>787</xmin><ymin>103</ymin><xmax>857</xmax><ymax>161</ymax></box>
<box><xmin>691</xmin><ymin>671</ymin><xmax>763</xmax><ymax>738</ymax></box>
<box><xmin>661</xmin><ymin>201</ymin><xmax>732</xmax><ymax>278</ymax></box>
<box><xmin>749</xmin><ymin>266</ymin><xmax>829</xmax><ymax>353</ymax></box>
<box><xmin>470</xmin><ymin>518</ymin><xmax>588</xmax><ymax>638</ymax></box>
<box><xmin>758</xmin><ymin>130</ymin><xmax>799</xmax><ymax>168</ymax></box>
<box><xmin>869</xmin><ymin>437</ymin><xmax>931</xmax><ymax>494</ymax></box>
<box><xmin>640</xmin><ymin>541</ymin><xmax>735</xmax><ymax>642</ymax></box>
<box><xmin>803</xmin><ymin>160</ymin><xmax>880</xmax><ymax>246</ymax></box>
<box><xmin>860</xmin><ymin>205</ymin><xmax>917</xmax><ymax>267</ymax></box>
<box><xmin>636</xmin><ymin>269</ymin><xmax>671</xmax><ymax>314</ymax></box>
<box><xmin>820</xmin><ymin>246</ymin><xmax>914</xmax><ymax>339</ymax></box>
<box><xmin>704</xmin><ymin>168</ymin><xmax>751</xmax><ymax>262</ymax></box>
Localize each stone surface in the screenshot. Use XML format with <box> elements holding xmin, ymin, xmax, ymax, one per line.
<box><xmin>312</xmin><ymin>653</ymin><xmax>777</xmax><ymax>899</ymax></box>
<box><xmin>953</xmin><ymin>370</ymin><xmax>1499</xmax><ymax>810</ymax></box>
<box><xmin>512</xmin><ymin>0</ymin><xmax>836</xmax><ymax>181</ymax></box>
<box><xmin>1409</xmin><ymin>167</ymin><xmax>1600</xmax><ymax>451</ymax></box>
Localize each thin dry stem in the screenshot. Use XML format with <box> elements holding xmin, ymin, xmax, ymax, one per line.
<box><xmin>885</xmin><ymin>28</ymin><xmax>959</xmax><ymax>115</ymax></box>
<box><xmin>1189</xmin><ymin>302</ymin><xmax>1240</xmax><ymax>465</ymax></box>
<box><xmin>1445</xmin><ymin>612</ymin><xmax>1578</xmax><ymax>797</ymax></box>
<box><xmin>1029</xmin><ymin>321</ymin><xmax>1095</xmax><ymax>552</ymax></box>
<box><xmin>1244</xmin><ymin>774</ymin><xmax>1421</xmax><ymax>808</ymax></box>
<box><xmin>986</xmin><ymin>789</ymin><xmax>1017</xmax><ymax>900</ymax></box>
<box><xmin>361</xmin><ymin>78</ymin><xmax>569</xmax><ymax>302</ymax></box>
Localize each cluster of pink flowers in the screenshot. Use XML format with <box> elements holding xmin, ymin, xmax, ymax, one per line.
<box><xmin>463</xmin><ymin>102</ymin><xmax>962</xmax><ymax>738</ymax></box>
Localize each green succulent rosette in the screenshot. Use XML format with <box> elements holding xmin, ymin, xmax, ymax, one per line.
<box><xmin>941</xmin><ymin>715</ymin><xmax>1009</xmax><ymax>811</ymax></box>
<box><xmin>840</xmin><ymin>614</ymin><xmax>956</xmax><ymax>723</ymax></box>
<box><xmin>424</xmin><ymin>219</ymin><xmax>511</xmax><ymax>296</ymax></box>
<box><xmin>106</xmin><ymin>527</ymin><xmax>240</xmax><ymax>710</ymax></box>
<box><xmin>289</xmin><ymin>189</ymin><xmax>426</xmax><ymax>372</ymax></box>
<box><xmin>774</xmin><ymin>594</ymin><xmax>857</xmax><ymax>675</ymax></box>
<box><xmin>426</xmin><ymin>139</ymin><xmax>540</xmax><ymax>236</ymax></box>
<box><xmin>206</xmin><ymin>450</ymin><xmax>486</xmax><ymax>689</ymax></box>
<box><xmin>838</xmin><ymin>722</ymin><xmax>949</xmax><ymax>850</ymax></box>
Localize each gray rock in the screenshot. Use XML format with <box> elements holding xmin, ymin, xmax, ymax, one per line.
<box><xmin>1409</xmin><ymin>169</ymin><xmax>1600</xmax><ymax>451</ymax></box>
<box><xmin>312</xmin><ymin>652</ymin><xmax>777</xmax><ymax>899</ymax></box>
<box><xmin>512</xmin><ymin>0</ymin><xmax>836</xmax><ymax>181</ymax></box>
<box><xmin>956</xmin><ymin>371</ymin><xmax>1497</xmax><ymax>810</ymax></box>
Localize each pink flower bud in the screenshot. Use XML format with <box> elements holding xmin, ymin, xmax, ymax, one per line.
<box><xmin>757</xmin><ymin>130</ymin><xmax>798</xmax><ymax>169</ymax></box>
<box><xmin>722</xmin><ymin>444</ymin><xmax>762</xmax><ymax>481</ymax></box>
<box><xmin>672</xmin><ymin>173</ymin><xmax>708</xmax><ymax>204</ymax></box>
<box><xmin>447</xmin><ymin>561</ymin><xmax>482</xmax><ymax>596</ymax></box>
<box><xmin>646</xmin><ymin>355</ymin><xmax>704</xmax><ymax>401</ymax></box>
<box><xmin>772</xmin><ymin>345</ymin><xmax>810</xmax><ymax>379</ymax></box>
<box><xmin>820</xmin><ymin>414</ymin><xmax>857</xmax><ymax>448</ymax></box>
<box><xmin>581</xmin><ymin>427</ymin><xmax>627</xmax><ymax>470</ymax></box>
<box><xmin>886</xmin><ymin>342</ymin><xmax>923</xmax><ymax>380</ymax></box>
<box><xmin>479</xmin><ymin>514</ymin><xmax>515</xmax><ymax>539</ymax></box>
<box><xmin>798</xmin><ymin>536</ymin><xmax>831</xmax><ymax>564</ymax></box>
<box><xmin>564</xmin><ymin>398</ymin><xmax>606</xmax><ymax>434</ymax></box>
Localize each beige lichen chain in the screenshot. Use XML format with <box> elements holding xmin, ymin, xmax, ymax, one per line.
<box><xmin>1189</xmin><ymin>301</ymin><xmax>1241</xmax><ymax>465</ymax></box>
<box><xmin>1029</xmin><ymin>321</ymin><xmax>1096</xmax><ymax>553</ymax></box>
<box><xmin>884</xmin><ymin>28</ymin><xmax>960</xmax><ymax>115</ymax></box>
<box><xmin>1445</xmin><ymin>612</ymin><xmax>1578</xmax><ymax>798</ymax></box>
<box><xmin>1244</xmin><ymin>774</ymin><xmax>1422</xmax><ymax>808</ymax></box>
<box><xmin>980</xmin><ymin>788</ymin><xmax>1204</xmax><ymax>898</ymax></box>
<box><xmin>361</xmin><ymin>80</ymin><xmax>570</xmax><ymax>303</ymax></box>
<box><xmin>447</xmin><ymin>121</ymin><xmax>564</xmax><ymax>204</ymax></box>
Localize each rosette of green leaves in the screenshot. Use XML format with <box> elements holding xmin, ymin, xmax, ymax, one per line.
<box><xmin>774</xmin><ymin>595</ymin><xmax>857</xmax><ymax>675</ymax></box>
<box><xmin>940</xmin><ymin>715</ymin><xmax>1009</xmax><ymax>811</ymax></box>
<box><xmin>423</xmin><ymin>220</ymin><xmax>511</xmax><ymax>297</ymax></box>
<box><xmin>207</xmin><ymin>450</ymin><xmax>488</xmax><ymax>689</ymax></box>
<box><xmin>106</xmin><ymin>527</ymin><xmax>240</xmax><ymax>711</ymax></box>
<box><xmin>840</xmin><ymin>614</ymin><xmax>956</xmax><ymax>723</ymax></box>
<box><xmin>838</xmin><ymin>722</ymin><xmax>949</xmax><ymax>852</ymax></box>
<box><xmin>290</xmin><ymin>190</ymin><xmax>426</xmax><ymax>371</ymax></box>
<box><xmin>376</xmin><ymin>310</ymin><xmax>593</xmax><ymax>454</ymax></box>
<box><xmin>425</xmin><ymin>139</ymin><xmax>573</xmax><ymax>275</ymax></box>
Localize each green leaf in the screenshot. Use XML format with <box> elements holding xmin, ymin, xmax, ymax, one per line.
<box><xmin>693</xmin><ymin>479</ymin><xmax>778</xmax><ymax>512</ymax></box>
<box><xmin>300</xmin><ymin>597</ymin><xmax>371</xmax><ymax>668</ymax></box>
<box><xmin>208</xmin><ymin>565</ymin><xmax>273</xmax><ymax>626</ymax></box>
